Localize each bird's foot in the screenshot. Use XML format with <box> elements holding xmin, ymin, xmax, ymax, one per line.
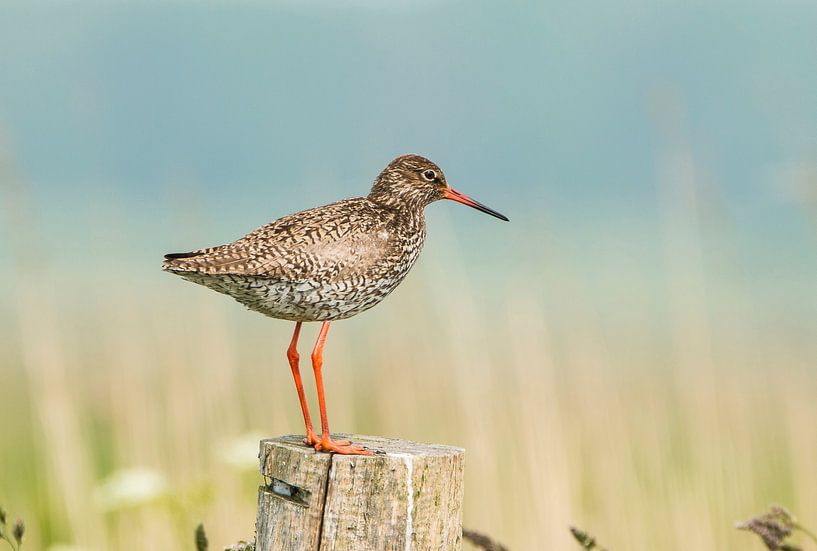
<box><xmin>313</xmin><ymin>434</ymin><xmax>373</xmax><ymax>456</ymax></box>
<box><xmin>303</xmin><ymin>430</ymin><xmax>321</xmax><ymax>447</ymax></box>
<box><xmin>304</xmin><ymin>431</ymin><xmax>352</xmax><ymax>449</ymax></box>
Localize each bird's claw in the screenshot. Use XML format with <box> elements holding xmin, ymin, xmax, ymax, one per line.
<box><xmin>304</xmin><ymin>431</ymin><xmax>320</xmax><ymax>447</ymax></box>
<box><xmin>311</xmin><ymin>435</ymin><xmax>373</xmax><ymax>456</ymax></box>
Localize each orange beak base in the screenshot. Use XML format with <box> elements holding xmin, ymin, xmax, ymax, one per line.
<box><xmin>444</xmin><ymin>188</ymin><xmax>509</xmax><ymax>221</ymax></box>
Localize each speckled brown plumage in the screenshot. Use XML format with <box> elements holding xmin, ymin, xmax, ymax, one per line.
<box><xmin>163</xmin><ymin>154</ymin><xmax>507</xmax><ymax>322</ymax></box>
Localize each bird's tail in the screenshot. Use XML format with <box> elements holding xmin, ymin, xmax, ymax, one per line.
<box><xmin>162</xmin><ymin>251</ymin><xmax>203</xmax><ymax>272</ymax></box>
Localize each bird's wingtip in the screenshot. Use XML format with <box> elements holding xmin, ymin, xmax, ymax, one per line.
<box><xmin>162</xmin><ymin>250</ymin><xmax>203</xmax><ymax>273</ymax></box>
<box><xmin>164</xmin><ymin>251</ymin><xmax>199</xmax><ymax>260</ymax></box>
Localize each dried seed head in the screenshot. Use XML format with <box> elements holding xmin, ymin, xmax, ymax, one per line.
<box><xmin>770</xmin><ymin>506</ymin><xmax>797</xmax><ymax>528</ymax></box>
<box><xmin>570</xmin><ymin>527</ymin><xmax>597</xmax><ymax>549</ymax></box>
<box><xmin>737</xmin><ymin>517</ymin><xmax>791</xmax><ymax>549</ymax></box>
<box><xmin>13</xmin><ymin>519</ymin><xmax>24</xmax><ymax>546</ymax></box>
<box><xmin>194</xmin><ymin>523</ymin><xmax>208</xmax><ymax>551</ymax></box>
<box><xmin>737</xmin><ymin>506</ymin><xmax>799</xmax><ymax>550</ymax></box>
<box><xmin>462</xmin><ymin>528</ymin><xmax>509</xmax><ymax>551</ymax></box>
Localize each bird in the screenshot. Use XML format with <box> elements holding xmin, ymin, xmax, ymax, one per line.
<box><xmin>162</xmin><ymin>154</ymin><xmax>508</xmax><ymax>455</ymax></box>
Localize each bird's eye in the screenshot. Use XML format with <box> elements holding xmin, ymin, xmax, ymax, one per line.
<box><xmin>422</xmin><ymin>169</ymin><xmax>437</xmax><ymax>181</ymax></box>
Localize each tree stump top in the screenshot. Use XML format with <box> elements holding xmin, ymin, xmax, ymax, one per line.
<box><xmin>260</xmin><ymin>434</ymin><xmax>464</xmax><ymax>464</ymax></box>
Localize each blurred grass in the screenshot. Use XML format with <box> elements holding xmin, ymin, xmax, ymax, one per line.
<box><xmin>1</xmin><ymin>129</ymin><xmax>817</xmax><ymax>551</ymax></box>
<box><xmin>5</xmin><ymin>268</ymin><xmax>817</xmax><ymax>550</ymax></box>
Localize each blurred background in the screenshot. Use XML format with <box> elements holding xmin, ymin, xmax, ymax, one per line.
<box><xmin>1</xmin><ymin>1</ymin><xmax>816</xmax><ymax>549</ymax></box>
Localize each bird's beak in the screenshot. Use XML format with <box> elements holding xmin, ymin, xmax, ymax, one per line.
<box><xmin>444</xmin><ymin>187</ymin><xmax>509</xmax><ymax>221</ymax></box>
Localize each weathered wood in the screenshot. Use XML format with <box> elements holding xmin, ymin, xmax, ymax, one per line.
<box><xmin>256</xmin><ymin>434</ymin><xmax>465</xmax><ymax>551</ymax></box>
<box><xmin>256</xmin><ymin>435</ymin><xmax>334</xmax><ymax>550</ymax></box>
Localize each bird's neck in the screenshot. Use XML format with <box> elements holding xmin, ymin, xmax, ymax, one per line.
<box><xmin>367</xmin><ymin>192</ymin><xmax>428</xmax><ymax>226</ymax></box>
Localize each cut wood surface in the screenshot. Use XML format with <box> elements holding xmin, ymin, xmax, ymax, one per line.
<box><xmin>255</xmin><ymin>434</ymin><xmax>465</xmax><ymax>551</ymax></box>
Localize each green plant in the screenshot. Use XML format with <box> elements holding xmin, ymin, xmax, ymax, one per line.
<box><xmin>570</xmin><ymin>526</ymin><xmax>608</xmax><ymax>550</ymax></box>
<box><xmin>0</xmin><ymin>507</ymin><xmax>24</xmax><ymax>551</ymax></box>
<box><xmin>195</xmin><ymin>523</ymin><xmax>208</xmax><ymax>551</ymax></box>
<box><xmin>463</xmin><ymin>528</ymin><xmax>509</xmax><ymax>551</ymax></box>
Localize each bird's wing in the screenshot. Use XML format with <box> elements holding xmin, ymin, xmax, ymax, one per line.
<box><xmin>162</xmin><ymin>198</ymin><xmax>389</xmax><ymax>281</ymax></box>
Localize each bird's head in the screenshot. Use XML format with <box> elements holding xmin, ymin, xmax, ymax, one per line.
<box><xmin>368</xmin><ymin>154</ymin><xmax>508</xmax><ymax>221</ymax></box>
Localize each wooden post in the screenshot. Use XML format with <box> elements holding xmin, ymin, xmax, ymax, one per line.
<box><xmin>255</xmin><ymin>434</ymin><xmax>465</xmax><ymax>551</ymax></box>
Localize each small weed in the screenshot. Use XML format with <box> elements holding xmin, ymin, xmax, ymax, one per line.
<box><xmin>195</xmin><ymin>524</ymin><xmax>255</xmax><ymax>551</ymax></box>
<box><xmin>737</xmin><ymin>505</ymin><xmax>817</xmax><ymax>551</ymax></box>
<box><xmin>195</xmin><ymin>523</ymin><xmax>208</xmax><ymax>551</ymax></box>
<box><xmin>0</xmin><ymin>506</ymin><xmax>24</xmax><ymax>551</ymax></box>
<box><xmin>570</xmin><ymin>526</ymin><xmax>608</xmax><ymax>550</ymax></box>
<box><xmin>463</xmin><ymin>528</ymin><xmax>509</xmax><ymax>551</ymax></box>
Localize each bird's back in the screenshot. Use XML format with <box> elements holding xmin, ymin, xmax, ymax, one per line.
<box><xmin>163</xmin><ymin>198</ymin><xmax>426</xmax><ymax>321</ymax></box>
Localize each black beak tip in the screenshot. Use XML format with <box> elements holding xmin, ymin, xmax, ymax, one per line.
<box><xmin>476</xmin><ymin>205</ymin><xmax>509</xmax><ymax>222</ymax></box>
<box><xmin>481</xmin><ymin>206</ymin><xmax>509</xmax><ymax>222</ymax></box>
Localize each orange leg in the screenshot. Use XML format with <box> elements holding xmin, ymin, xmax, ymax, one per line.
<box><xmin>287</xmin><ymin>322</ymin><xmax>318</xmax><ymax>446</ymax></box>
<box><xmin>310</xmin><ymin>321</ymin><xmax>372</xmax><ymax>455</ymax></box>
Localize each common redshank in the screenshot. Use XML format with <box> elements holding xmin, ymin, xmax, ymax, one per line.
<box><xmin>163</xmin><ymin>154</ymin><xmax>507</xmax><ymax>455</ymax></box>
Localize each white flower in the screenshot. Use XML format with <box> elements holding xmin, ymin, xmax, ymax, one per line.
<box><xmin>94</xmin><ymin>467</ymin><xmax>168</xmax><ymax>511</ymax></box>
<box><xmin>219</xmin><ymin>432</ymin><xmax>266</xmax><ymax>470</ymax></box>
